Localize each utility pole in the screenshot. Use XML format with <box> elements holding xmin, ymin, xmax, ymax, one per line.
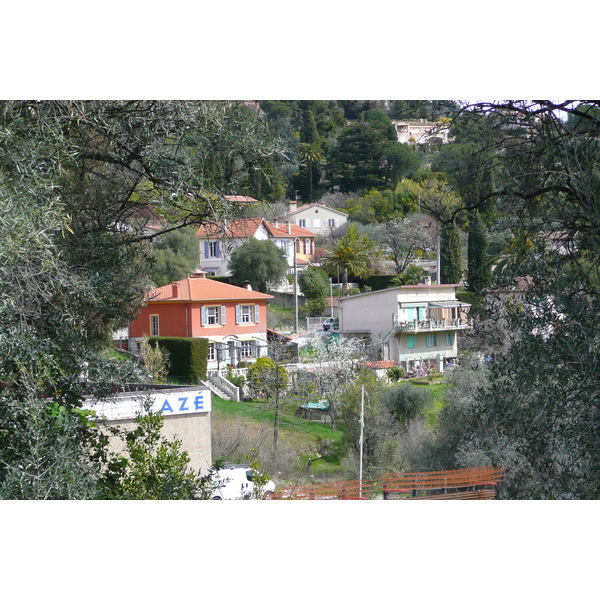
<box><xmin>359</xmin><ymin>384</ymin><xmax>365</xmax><ymax>498</ymax></box>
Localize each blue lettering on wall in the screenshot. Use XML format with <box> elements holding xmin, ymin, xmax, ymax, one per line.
<box><xmin>160</xmin><ymin>399</ymin><xmax>174</xmax><ymax>413</ymax></box>
<box><xmin>178</xmin><ymin>397</ymin><xmax>189</xmax><ymax>411</ymax></box>
<box><xmin>194</xmin><ymin>394</ymin><xmax>204</xmax><ymax>410</ymax></box>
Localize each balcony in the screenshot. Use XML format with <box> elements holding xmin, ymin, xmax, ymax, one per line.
<box><xmin>393</xmin><ymin>318</ymin><xmax>472</xmax><ymax>333</ymax></box>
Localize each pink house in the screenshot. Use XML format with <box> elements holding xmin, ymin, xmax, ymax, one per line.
<box><xmin>129</xmin><ymin>270</ymin><xmax>273</xmax><ymax>368</ymax></box>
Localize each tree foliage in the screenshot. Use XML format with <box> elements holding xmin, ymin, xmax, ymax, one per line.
<box><xmin>419</xmin><ymin>101</ymin><xmax>600</xmax><ymax>499</ymax></box>
<box><xmin>229</xmin><ymin>238</ymin><xmax>288</xmax><ymax>293</ymax></box>
<box><xmin>0</xmin><ymin>100</ymin><xmax>288</xmax><ymax>497</ymax></box>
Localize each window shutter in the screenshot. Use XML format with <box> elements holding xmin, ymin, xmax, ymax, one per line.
<box><xmin>201</xmin><ymin>306</ymin><xmax>207</xmax><ymax>326</ymax></box>
<box><xmin>215</xmin><ymin>241</ymin><xmax>220</xmax><ymax>258</ymax></box>
<box><xmin>221</xmin><ymin>306</ymin><xmax>226</xmax><ymax>325</ymax></box>
<box><xmin>254</xmin><ymin>304</ymin><xmax>260</xmax><ymax>323</ymax></box>
<box><xmin>204</xmin><ymin>242</ymin><xmax>209</xmax><ymax>258</ymax></box>
<box><xmin>433</xmin><ymin>334</ymin><xmax>438</xmax><ymax>346</ymax></box>
<box><xmin>407</xmin><ymin>335</ymin><xmax>415</xmax><ymax>349</ymax></box>
<box><xmin>236</xmin><ymin>305</ymin><xmax>241</xmax><ymax>324</ymax></box>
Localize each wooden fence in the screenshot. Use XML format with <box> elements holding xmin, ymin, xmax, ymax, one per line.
<box><xmin>270</xmin><ymin>466</ymin><xmax>505</xmax><ymax>500</ymax></box>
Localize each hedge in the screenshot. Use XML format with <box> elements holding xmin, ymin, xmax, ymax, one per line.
<box><xmin>148</xmin><ymin>336</ymin><xmax>209</xmax><ymax>382</ymax></box>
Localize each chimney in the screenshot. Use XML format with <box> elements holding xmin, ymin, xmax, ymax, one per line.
<box><xmin>423</xmin><ymin>276</ymin><xmax>432</xmax><ymax>285</ymax></box>
<box><xmin>243</xmin><ymin>280</ymin><xmax>253</xmax><ymax>291</ymax></box>
<box><xmin>172</xmin><ymin>282</ymin><xmax>180</xmax><ymax>297</ymax></box>
<box><xmin>289</xmin><ymin>200</ymin><xmax>297</xmax><ymax>212</ymax></box>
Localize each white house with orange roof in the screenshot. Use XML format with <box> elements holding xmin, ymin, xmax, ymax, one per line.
<box><xmin>195</xmin><ymin>217</ymin><xmax>316</xmax><ymax>283</ymax></box>
<box><xmin>128</xmin><ymin>270</ymin><xmax>273</xmax><ymax>369</ymax></box>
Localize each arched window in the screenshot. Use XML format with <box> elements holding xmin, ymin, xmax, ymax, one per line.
<box><xmin>304</xmin><ymin>238</ymin><xmax>311</xmax><ymax>254</ymax></box>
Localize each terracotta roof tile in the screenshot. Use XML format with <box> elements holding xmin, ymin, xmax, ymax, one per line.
<box><xmin>145</xmin><ymin>275</ymin><xmax>273</xmax><ymax>303</ymax></box>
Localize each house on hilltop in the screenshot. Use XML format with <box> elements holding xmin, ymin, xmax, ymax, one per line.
<box><xmin>281</xmin><ymin>201</ymin><xmax>348</xmax><ymax>235</ymax></box>
<box><xmin>337</xmin><ymin>283</ymin><xmax>472</xmax><ymax>373</ymax></box>
<box><xmin>128</xmin><ymin>270</ymin><xmax>273</xmax><ymax>369</ymax></box>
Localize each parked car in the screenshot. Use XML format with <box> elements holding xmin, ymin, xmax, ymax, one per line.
<box><xmin>211</xmin><ymin>464</ymin><xmax>276</xmax><ymax>500</ymax></box>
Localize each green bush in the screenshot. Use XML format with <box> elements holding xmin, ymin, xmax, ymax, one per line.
<box><xmin>148</xmin><ymin>337</ymin><xmax>208</xmax><ymax>382</ymax></box>
<box><xmin>383</xmin><ymin>383</ymin><xmax>431</xmax><ymax>426</ymax></box>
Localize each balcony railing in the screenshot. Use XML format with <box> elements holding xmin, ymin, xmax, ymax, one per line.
<box><xmin>393</xmin><ymin>318</ymin><xmax>472</xmax><ymax>333</ymax></box>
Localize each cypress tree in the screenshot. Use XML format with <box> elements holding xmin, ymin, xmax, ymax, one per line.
<box><xmin>440</xmin><ymin>224</ymin><xmax>462</xmax><ymax>284</ymax></box>
<box><xmin>467</xmin><ymin>209</ymin><xmax>491</xmax><ymax>292</ymax></box>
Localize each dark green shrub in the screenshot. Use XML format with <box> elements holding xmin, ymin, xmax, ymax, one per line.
<box><xmin>148</xmin><ymin>337</ymin><xmax>208</xmax><ymax>382</ymax></box>
<box><xmin>383</xmin><ymin>383</ymin><xmax>431</xmax><ymax>425</ymax></box>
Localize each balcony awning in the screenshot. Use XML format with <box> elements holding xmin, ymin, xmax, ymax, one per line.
<box><xmin>399</xmin><ymin>302</ymin><xmax>428</xmax><ymax>308</ymax></box>
<box><xmin>428</xmin><ymin>301</ymin><xmax>471</xmax><ymax>308</ymax></box>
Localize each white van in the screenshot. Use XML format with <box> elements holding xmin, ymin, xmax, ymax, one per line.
<box><xmin>211</xmin><ymin>465</ymin><xmax>276</xmax><ymax>500</ymax></box>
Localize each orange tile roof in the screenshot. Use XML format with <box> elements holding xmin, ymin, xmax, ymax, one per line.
<box><xmin>263</xmin><ymin>220</ymin><xmax>316</xmax><ymax>238</ymax></box>
<box><xmin>196</xmin><ymin>218</ymin><xmax>263</xmax><ymax>239</ymax></box>
<box><xmin>195</xmin><ymin>218</ymin><xmax>315</xmax><ymax>240</ymax></box>
<box><xmin>145</xmin><ymin>275</ymin><xmax>273</xmax><ymax>303</ymax></box>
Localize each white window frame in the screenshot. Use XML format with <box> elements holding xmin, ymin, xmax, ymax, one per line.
<box><xmin>426</xmin><ymin>334</ymin><xmax>437</xmax><ymax>347</ymax></box>
<box><xmin>236</xmin><ymin>304</ymin><xmax>260</xmax><ymax>324</ymax></box>
<box><xmin>202</xmin><ymin>305</ymin><xmax>226</xmax><ymax>326</ymax></box>
<box><xmin>208</xmin><ymin>342</ymin><xmax>217</xmax><ymax>361</ymax></box>
<box><xmin>297</xmin><ymin>219</ymin><xmax>307</xmax><ymax>228</ymax></box>
<box><xmin>240</xmin><ymin>340</ymin><xmax>255</xmax><ymax>358</ymax></box>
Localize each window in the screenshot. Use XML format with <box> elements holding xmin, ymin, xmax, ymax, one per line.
<box><xmin>236</xmin><ymin>304</ymin><xmax>259</xmax><ymax>324</ymax></box>
<box><xmin>204</xmin><ymin>241</ymin><xmax>220</xmax><ymax>258</ymax></box>
<box><xmin>202</xmin><ymin>305</ymin><xmax>226</xmax><ymax>326</ymax></box>
<box><xmin>297</xmin><ymin>219</ymin><xmax>306</xmax><ymax>228</ymax></box>
<box><xmin>446</xmin><ymin>333</ymin><xmax>454</xmax><ymax>346</ymax></box>
<box><xmin>150</xmin><ymin>314</ymin><xmax>159</xmax><ymax>337</ymax></box>
<box><xmin>208</xmin><ymin>343</ymin><xmax>217</xmax><ymax>361</ymax></box>
<box><xmin>240</xmin><ymin>340</ymin><xmax>255</xmax><ymax>358</ymax></box>
<box><xmin>327</xmin><ymin>218</ymin><xmax>337</xmax><ymax>227</ymax></box>
<box><xmin>304</xmin><ymin>238</ymin><xmax>312</xmax><ymax>254</ymax></box>
<box><xmin>426</xmin><ymin>334</ymin><xmax>438</xmax><ymax>347</ymax></box>
<box><xmin>407</xmin><ymin>335</ymin><xmax>415</xmax><ymax>349</ymax></box>
<box><xmin>239</xmin><ymin>305</ymin><xmax>253</xmax><ymax>323</ymax></box>
<box><xmin>278</xmin><ymin>239</ymin><xmax>291</xmax><ymax>257</ymax></box>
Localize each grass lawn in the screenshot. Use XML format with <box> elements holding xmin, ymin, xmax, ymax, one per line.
<box><xmin>211</xmin><ymin>395</ymin><xmax>346</xmax><ymax>481</ymax></box>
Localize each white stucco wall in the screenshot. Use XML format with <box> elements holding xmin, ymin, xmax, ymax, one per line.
<box><xmin>292</xmin><ymin>205</ymin><xmax>347</xmax><ymax>234</ymax></box>
<box><xmin>84</xmin><ymin>386</ymin><xmax>213</xmax><ymax>475</ymax></box>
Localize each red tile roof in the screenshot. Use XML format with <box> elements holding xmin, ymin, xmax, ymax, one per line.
<box><xmin>195</xmin><ymin>218</ymin><xmax>315</xmax><ymax>240</ymax></box>
<box><xmin>196</xmin><ymin>218</ymin><xmax>263</xmax><ymax>239</ymax></box>
<box><xmin>263</xmin><ymin>220</ymin><xmax>315</xmax><ymax>239</ymax></box>
<box><xmin>145</xmin><ymin>275</ymin><xmax>273</xmax><ymax>303</ymax></box>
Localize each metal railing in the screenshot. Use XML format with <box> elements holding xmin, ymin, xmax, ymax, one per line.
<box><xmin>393</xmin><ymin>318</ymin><xmax>472</xmax><ymax>333</ymax></box>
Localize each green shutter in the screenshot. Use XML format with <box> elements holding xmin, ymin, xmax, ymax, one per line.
<box><xmin>407</xmin><ymin>335</ymin><xmax>415</xmax><ymax>349</ymax></box>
